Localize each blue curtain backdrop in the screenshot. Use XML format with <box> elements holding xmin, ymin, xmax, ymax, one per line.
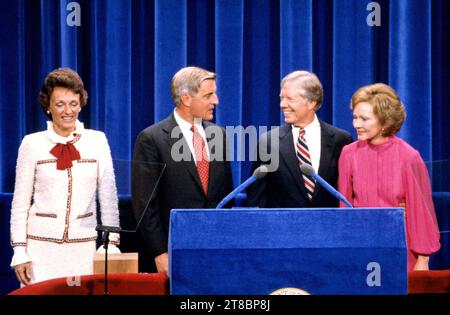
<box><xmin>1</xmin><ymin>0</ymin><xmax>450</xmax><ymax>191</ymax></box>
<box><xmin>1</xmin><ymin>0</ymin><xmax>449</xmax><ymax>193</ymax></box>
<box><xmin>1</xmin><ymin>0</ymin><xmax>450</xmax><ymax>292</ymax></box>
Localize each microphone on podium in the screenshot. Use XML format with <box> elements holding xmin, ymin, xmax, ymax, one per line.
<box><xmin>299</xmin><ymin>164</ymin><xmax>353</xmax><ymax>208</ymax></box>
<box><xmin>216</xmin><ymin>165</ymin><xmax>269</xmax><ymax>209</ymax></box>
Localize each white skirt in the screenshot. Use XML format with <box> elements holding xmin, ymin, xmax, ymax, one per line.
<box><xmin>26</xmin><ymin>239</ymin><xmax>96</xmax><ymax>284</ymax></box>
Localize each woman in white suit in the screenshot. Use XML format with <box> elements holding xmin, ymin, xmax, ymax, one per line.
<box><xmin>10</xmin><ymin>68</ymin><xmax>120</xmax><ymax>285</ymax></box>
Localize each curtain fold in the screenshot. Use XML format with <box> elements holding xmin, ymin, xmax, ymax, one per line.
<box><xmin>154</xmin><ymin>0</ymin><xmax>187</xmax><ymax>122</ymax></box>
<box><xmin>389</xmin><ymin>0</ymin><xmax>432</xmax><ymax>160</ymax></box>
<box><xmin>431</xmin><ymin>0</ymin><xmax>450</xmax><ymax>163</ymax></box>
<box><xmin>280</xmin><ymin>0</ymin><xmax>312</xmax><ymax>123</ymax></box>
<box><xmin>332</xmin><ymin>0</ymin><xmax>376</xmax><ymax>133</ymax></box>
<box><xmin>280</xmin><ymin>0</ymin><xmax>313</xmax><ymax>76</ymax></box>
<box><xmin>312</xmin><ymin>0</ymin><xmax>334</xmax><ymax>124</ymax></box>
<box><xmin>1</xmin><ymin>0</ymin><xmax>449</xmax><ymax>192</ymax></box>
<box><xmin>100</xmin><ymin>0</ymin><xmax>132</xmax><ymax>159</ymax></box>
<box><xmin>215</xmin><ymin>0</ymin><xmax>244</xmax><ymax>185</ymax></box>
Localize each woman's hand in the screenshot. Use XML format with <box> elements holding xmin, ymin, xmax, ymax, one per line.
<box><xmin>14</xmin><ymin>262</ymin><xmax>33</xmax><ymax>285</ymax></box>
<box><xmin>413</xmin><ymin>255</ymin><xmax>429</xmax><ymax>271</ymax></box>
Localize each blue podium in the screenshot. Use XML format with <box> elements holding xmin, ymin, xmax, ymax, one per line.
<box><xmin>169</xmin><ymin>208</ymin><xmax>407</xmax><ymax>295</ymax></box>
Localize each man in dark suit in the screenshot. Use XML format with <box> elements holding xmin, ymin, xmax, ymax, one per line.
<box><xmin>247</xmin><ymin>70</ymin><xmax>352</xmax><ymax>208</ymax></box>
<box><xmin>132</xmin><ymin>67</ymin><xmax>233</xmax><ymax>274</ymax></box>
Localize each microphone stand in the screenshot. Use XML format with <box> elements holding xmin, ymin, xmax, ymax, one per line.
<box><xmin>96</xmin><ymin>225</ymin><xmax>122</xmax><ymax>295</ymax></box>
<box><xmin>216</xmin><ymin>165</ymin><xmax>269</xmax><ymax>209</ymax></box>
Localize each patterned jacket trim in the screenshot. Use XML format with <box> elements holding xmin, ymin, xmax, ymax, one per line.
<box><xmin>77</xmin><ymin>159</ymin><xmax>97</xmax><ymax>163</ymax></box>
<box><xmin>27</xmin><ymin>235</ymin><xmax>98</xmax><ymax>243</ymax></box>
<box><xmin>76</xmin><ymin>212</ymin><xmax>94</xmax><ymax>219</ymax></box>
<box><xmin>35</xmin><ymin>212</ymin><xmax>57</xmax><ymax>218</ymax></box>
<box><xmin>62</xmin><ymin>168</ymin><xmax>73</xmax><ymax>241</ymax></box>
<box><xmin>37</xmin><ymin>159</ymin><xmax>57</xmax><ymax>165</ymax></box>
<box><xmin>11</xmin><ymin>242</ymin><xmax>27</xmax><ymax>247</ymax></box>
<box><xmin>36</xmin><ymin>159</ymin><xmax>96</xmax><ymax>165</ymax></box>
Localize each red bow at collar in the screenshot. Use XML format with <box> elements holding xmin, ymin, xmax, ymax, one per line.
<box><xmin>50</xmin><ymin>142</ymin><xmax>81</xmax><ymax>170</ymax></box>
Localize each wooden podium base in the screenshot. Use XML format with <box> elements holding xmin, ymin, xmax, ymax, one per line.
<box><xmin>93</xmin><ymin>252</ymin><xmax>138</xmax><ymax>274</ymax></box>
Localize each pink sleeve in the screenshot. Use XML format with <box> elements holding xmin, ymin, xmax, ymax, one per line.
<box><xmin>338</xmin><ymin>145</ymin><xmax>354</xmax><ymax>208</ymax></box>
<box><xmin>403</xmin><ymin>151</ymin><xmax>441</xmax><ymax>255</ymax></box>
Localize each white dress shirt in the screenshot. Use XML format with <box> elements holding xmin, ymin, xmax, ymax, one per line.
<box><xmin>291</xmin><ymin>114</ymin><xmax>321</xmax><ymax>174</ymax></box>
<box><xmin>173</xmin><ymin>109</ymin><xmax>210</xmax><ymax>162</ymax></box>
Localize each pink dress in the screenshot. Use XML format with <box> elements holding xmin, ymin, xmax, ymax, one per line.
<box><xmin>338</xmin><ymin>136</ymin><xmax>440</xmax><ymax>271</ymax></box>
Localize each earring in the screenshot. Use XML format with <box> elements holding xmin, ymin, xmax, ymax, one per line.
<box><xmin>46</xmin><ymin>110</ymin><xmax>50</xmax><ymax>114</ymax></box>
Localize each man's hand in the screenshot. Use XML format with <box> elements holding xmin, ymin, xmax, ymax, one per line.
<box><xmin>155</xmin><ymin>252</ymin><xmax>169</xmax><ymax>275</ymax></box>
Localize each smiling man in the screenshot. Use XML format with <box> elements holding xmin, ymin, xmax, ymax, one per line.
<box><xmin>132</xmin><ymin>67</ymin><xmax>233</xmax><ymax>274</ymax></box>
<box><xmin>247</xmin><ymin>70</ymin><xmax>352</xmax><ymax>208</ymax></box>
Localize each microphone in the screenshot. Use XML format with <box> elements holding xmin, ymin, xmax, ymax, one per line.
<box><xmin>216</xmin><ymin>165</ymin><xmax>269</xmax><ymax>209</ymax></box>
<box><xmin>299</xmin><ymin>164</ymin><xmax>353</xmax><ymax>208</ymax></box>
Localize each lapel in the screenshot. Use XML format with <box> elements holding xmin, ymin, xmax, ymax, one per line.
<box><xmin>312</xmin><ymin>120</ymin><xmax>335</xmax><ymax>199</ymax></box>
<box><xmin>162</xmin><ymin>114</ymin><xmax>205</xmax><ymax>195</ymax></box>
<box><xmin>278</xmin><ymin>124</ymin><xmax>309</xmax><ymax>199</ymax></box>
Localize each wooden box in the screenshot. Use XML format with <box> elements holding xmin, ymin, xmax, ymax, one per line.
<box><xmin>93</xmin><ymin>252</ymin><xmax>139</xmax><ymax>274</ymax></box>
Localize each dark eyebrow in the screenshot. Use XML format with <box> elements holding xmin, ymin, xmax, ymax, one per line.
<box><xmin>54</xmin><ymin>100</ymin><xmax>79</xmax><ymax>105</ymax></box>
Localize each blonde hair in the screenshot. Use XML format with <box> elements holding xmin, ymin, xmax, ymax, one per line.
<box><xmin>281</xmin><ymin>71</ymin><xmax>323</xmax><ymax>111</ymax></box>
<box><xmin>171</xmin><ymin>66</ymin><xmax>216</xmax><ymax>106</ymax></box>
<box><xmin>351</xmin><ymin>83</ymin><xmax>406</xmax><ymax>137</ymax></box>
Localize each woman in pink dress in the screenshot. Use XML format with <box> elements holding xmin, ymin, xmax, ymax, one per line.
<box><xmin>338</xmin><ymin>83</ymin><xmax>440</xmax><ymax>271</ymax></box>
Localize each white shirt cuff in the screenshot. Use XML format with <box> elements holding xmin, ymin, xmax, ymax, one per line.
<box><xmin>96</xmin><ymin>244</ymin><xmax>121</xmax><ymax>254</ymax></box>
<box><xmin>10</xmin><ymin>246</ymin><xmax>32</xmax><ymax>267</ymax></box>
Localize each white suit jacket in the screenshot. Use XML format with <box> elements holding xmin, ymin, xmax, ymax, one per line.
<box><xmin>10</xmin><ymin>121</ymin><xmax>120</xmax><ymax>259</ymax></box>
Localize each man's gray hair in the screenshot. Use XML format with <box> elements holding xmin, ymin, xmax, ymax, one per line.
<box><xmin>281</xmin><ymin>70</ymin><xmax>323</xmax><ymax>111</ymax></box>
<box><xmin>171</xmin><ymin>66</ymin><xmax>216</xmax><ymax>106</ymax></box>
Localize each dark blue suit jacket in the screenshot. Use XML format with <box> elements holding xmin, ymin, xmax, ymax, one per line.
<box><xmin>247</xmin><ymin>120</ymin><xmax>352</xmax><ymax>208</ymax></box>
<box><xmin>132</xmin><ymin>114</ymin><xmax>233</xmax><ymax>259</ymax></box>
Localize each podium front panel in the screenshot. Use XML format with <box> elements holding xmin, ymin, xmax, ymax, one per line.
<box><xmin>169</xmin><ymin>208</ymin><xmax>407</xmax><ymax>295</ymax></box>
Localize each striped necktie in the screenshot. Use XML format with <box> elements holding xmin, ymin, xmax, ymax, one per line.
<box><xmin>296</xmin><ymin>128</ymin><xmax>315</xmax><ymax>200</ymax></box>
